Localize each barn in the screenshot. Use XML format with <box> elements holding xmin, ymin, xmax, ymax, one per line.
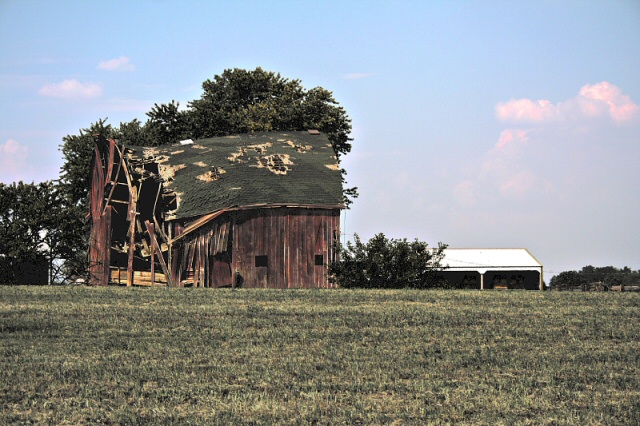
<box><xmin>439</xmin><ymin>248</ymin><xmax>544</xmax><ymax>290</ymax></box>
<box><xmin>88</xmin><ymin>131</ymin><xmax>344</xmax><ymax>288</ymax></box>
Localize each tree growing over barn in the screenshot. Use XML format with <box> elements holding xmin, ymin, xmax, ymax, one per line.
<box><xmin>59</xmin><ymin>67</ymin><xmax>357</xmax><ymax>279</ymax></box>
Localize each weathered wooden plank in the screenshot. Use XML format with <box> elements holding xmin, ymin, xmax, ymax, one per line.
<box><xmin>150</xmin><ymin>221</ymin><xmax>155</xmax><ymax>285</ymax></box>
<box><xmin>144</xmin><ymin>220</ymin><xmax>173</xmax><ymax>287</ymax></box>
<box><xmin>126</xmin><ymin>218</ymin><xmax>136</xmax><ymax>287</ymax></box>
<box><xmin>102</xmin><ymin>141</ymin><xmax>124</xmax><ymax>216</ymax></box>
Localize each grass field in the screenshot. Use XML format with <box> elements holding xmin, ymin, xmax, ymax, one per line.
<box><xmin>1</xmin><ymin>286</ymin><xmax>639</xmax><ymax>425</ymax></box>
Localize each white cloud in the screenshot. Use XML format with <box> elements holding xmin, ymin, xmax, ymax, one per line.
<box><xmin>578</xmin><ymin>82</ymin><xmax>638</xmax><ymax>122</ymax></box>
<box><xmin>496</xmin><ymin>81</ymin><xmax>638</xmax><ymax>124</ymax></box>
<box><xmin>98</xmin><ymin>56</ymin><xmax>135</xmax><ymax>72</ymax></box>
<box><xmin>496</xmin><ymin>99</ymin><xmax>557</xmax><ymax>123</ymax></box>
<box><xmin>499</xmin><ymin>170</ymin><xmax>538</xmax><ymax>198</ymax></box>
<box><xmin>0</xmin><ymin>139</ymin><xmax>28</xmax><ymax>181</ymax></box>
<box><xmin>457</xmin><ymin>81</ymin><xmax>638</xmax><ymax>205</ymax></box>
<box><xmin>39</xmin><ymin>79</ymin><xmax>103</xmax><ymax>98</ymax></box>
<box><xmin>496</xmin><ymin>128</ymin><xmax>529</xmax><ymax>148</ymax></box>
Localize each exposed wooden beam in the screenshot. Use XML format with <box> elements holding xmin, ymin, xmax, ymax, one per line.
<box><xmin>145</xmin><ymin>220</ymin><xmax>174</xmax><ymax>287</ymax></box>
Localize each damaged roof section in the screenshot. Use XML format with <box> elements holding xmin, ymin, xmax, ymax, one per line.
<box><xmin>128</xmin><ymin>131</ymin><xmax>343</xmax><ymax>220</ymax></box>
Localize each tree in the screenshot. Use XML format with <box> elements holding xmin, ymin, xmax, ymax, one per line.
<box><xmin>59</xmin><ymin>119</ymin><xmax>114</xmax><ymax>210</ymax></box>
<box><xmin>188</xmin><ymin>67</ymin><xmax>353</xmax><ymax>158</ymax></box>
<box><xmin>329</xmin><ymin>233</ymin><xmax>448</xmax><ymax>289</ymax></box>
<box><xmin>550</xmin><ymin>266</ymin><xmax>640</xmax><ymax>290</ymax></box>
<box><xmin>59</xmin><ymin>68</ymin><xmax>357</xmax><ymax>278</ymax></box>
<box><xmin>0</xmin><ymin>181</ymin><xmax>75</xmax><ymax>284</ymax></box>
<box><xmin>145</xmin><ymin>101</ymin><xmax>189</xmax><ymax>146</ymax></box>
<box><xmin>549</xmin><ymin>271</ymin><xmax>586</xmax><ymax>291</ymax></box>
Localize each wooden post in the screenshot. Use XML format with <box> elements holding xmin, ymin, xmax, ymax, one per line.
<box><xmin>127</xmin><ymin>217</ymin><xmax>136</xmax><ymax>287</ymax></box>
<box><xmin>144</xmin><ymin>220</ymin><xmax>173</xmax><ymax>287</ymax></box>
<box><xmin>150</xmin><ymin>222</ymin><xmax>155</xmax><ymax>285</ymax></box>
<box><xmin>170</xmin><ymin>223</ymin><xmax>183</xmax><ymax>287</ymax></box>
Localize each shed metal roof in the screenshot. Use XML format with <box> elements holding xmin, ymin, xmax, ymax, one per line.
<box><xmin>128</xmin><ymin>131</ymin><xmax>344</xmax><ymax>220</ymax></box>
<box><xmin>442</xmin><ymin>248</ymin><xmax>542</xmax><ymax>271</ymax></box>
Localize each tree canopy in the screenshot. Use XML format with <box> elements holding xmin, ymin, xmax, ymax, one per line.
<box><xmin>0</xmin><ymin>181</ymin><xmax>83</xmax><ymax>284</ymax></box>
<box><xmin>550</xmin><ymin>266</ymin><xmax>640</xmax><ymax>290</ymax></box>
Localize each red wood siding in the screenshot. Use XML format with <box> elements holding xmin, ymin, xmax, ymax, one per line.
<box><xmin>231</xmin><ymin>208</ymin><xmax>340</xmax><ymax>288</ymax></box>
<box><xmin>170</xmin><ymin>207</ymin><xmax>339</xmax><ymax>288</ymax></box>
<box><xmin>88</xmin><ymin>141</ymin><xmax>112</xmax><ymax>286</ymax></box>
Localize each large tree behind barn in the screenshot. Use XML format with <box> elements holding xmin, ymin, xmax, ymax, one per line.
<box><xmin>89</xmin><ymin>131</ymin><xmax>344</xmax><ymax>288</ymax></box>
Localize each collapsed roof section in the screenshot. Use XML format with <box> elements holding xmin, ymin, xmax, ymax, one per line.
<box><xmin>130</xmin><ymin>131</ymin><xmax>345</xmax><ymax>220</ymax></box>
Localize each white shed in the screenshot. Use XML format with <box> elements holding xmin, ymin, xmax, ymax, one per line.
<box><xmin>440</xmin><ymin>248</ymin><xmax>544</xmax><ymax>290</ymax></box>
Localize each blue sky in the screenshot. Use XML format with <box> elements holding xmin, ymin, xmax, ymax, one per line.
<box><xmin>1</xmin><ymin>0</ymin><xmax>639</xmax><ymax>277</ymax></box>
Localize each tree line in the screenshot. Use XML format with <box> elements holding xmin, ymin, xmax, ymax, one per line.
<box><xmin>549</xmin><ymin>266</ymin><xmax>640</xmax><ymax>290</ymax></box>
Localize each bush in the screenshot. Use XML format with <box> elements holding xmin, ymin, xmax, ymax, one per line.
<box><xmin>549</xmin><ymin>271</ymin><xmax>586</xmax><ymax>290</ymax></box>
<box><xmin>329</xmin><ymin>233</ymin><xmax>447</xmax><ymax>289</ymax></box>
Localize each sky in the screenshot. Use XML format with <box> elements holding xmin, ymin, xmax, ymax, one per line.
<box><xmin>1</xmin><ymin>0</ymin><xmax>639</xmax><ymax>278</ymax></box>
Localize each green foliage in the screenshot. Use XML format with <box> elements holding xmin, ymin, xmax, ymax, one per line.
<box><xmin>0</xmin><ymin>181</ymin><xmax>80</xmax><ymax>284</ymax></box>
<box><xmin>2</xmin><ymin>287</ymin><xmax>639</xmax><ymax>424</ymax></box>
<box><xmin>59</xmin><ymin>118</ymin><xmax>114</xmax><ymax>210</ymax></box>
<box><xmin>579</xmin><ymin>265</ymin><xmax>640</xmax><ymax>286</ymax></box>
<box><xmin>330</xmin><ymin>233</ymin><xmax>448</xmax><ymax>288</ymax></box>
<box><xmin>60</xmin><ymin>68</ymin><xmax>355</xmax><ymax>210</ymax></box>
<box><xmin>550</xmin><ymin>266</ymin><xmax>640</xmax><ymax>290</ymax></box>
<box><xmin>145</xmin><ymin>101</ymin><xmax>189</xmax><ymax>146</ymax></box>
<box><xmin>549</xmin><ymin>271</ymin><xmax>586</xmax><ymax>290</ymax></box>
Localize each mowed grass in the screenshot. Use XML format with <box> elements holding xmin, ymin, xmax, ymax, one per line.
<box><xmin>1</xmin><ymin>287</ymin><xmax>639</xmax><ymax>425</ymax></box>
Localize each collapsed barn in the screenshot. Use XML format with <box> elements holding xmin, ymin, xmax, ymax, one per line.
<box><xmin>89</xmin><ymin>131</ymin><xmax>344</xmax><ymax>288</ymax></box>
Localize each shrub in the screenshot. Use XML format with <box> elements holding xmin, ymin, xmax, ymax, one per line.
<box><xmin>329</xmin><ymin>233</ymin><xmax>447</xmax><ymax>289</ymax></box>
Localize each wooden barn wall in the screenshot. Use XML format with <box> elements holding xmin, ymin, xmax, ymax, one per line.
<box><xmin>231</xmin><ymin>208</ymin><xmax>340</xmax><ymax>289</ymax></box>
<box><xmin>88</xmin><ymin>140</ymin><xmax>114</xmax><ymax>286</ymax></box>
<box><xmin>171</xmin><ymin>207</ymin><xmax>340</xmax><ymax>289</ymax></box>
<box><xmin>170</xmin><ymin>219</ymin><xmax>233</xmax><ymax>288</ymax></box>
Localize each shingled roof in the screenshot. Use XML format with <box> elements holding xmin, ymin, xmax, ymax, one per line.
<box><xmin>130</xmin><ymin>131</ymin><xmax>344</xmax><ymax>220</ymax></box>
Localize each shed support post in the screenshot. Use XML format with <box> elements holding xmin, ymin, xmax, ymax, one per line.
<box><xmin>480</xmin><ymin>272</ymin><xmax>485</xmax><ymax>290</ymax></box>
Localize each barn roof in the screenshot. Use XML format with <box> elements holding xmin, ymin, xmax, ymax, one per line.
<box><xmin>127</xmin><ymin>131</ymin><xmax>344</xmax><ymax>220</ymax></box>
<box><xmin>442</xmin><ymin>248</ymin><xmax>543</xmax><ymax>271</ymax></box>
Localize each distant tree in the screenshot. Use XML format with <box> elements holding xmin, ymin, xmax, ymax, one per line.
<box><xmin>329</xmin><ymin>233</ymin><xmax>448</xmax><ymax>289</ymax></box>
<box><xmin>549</xmin><ymin>271</ymin><xmax>587</xmax><ymax>291</ymax></box>
<box><xmin>579</xmin><ymin>265</ymin><xmax>639</xmax><ymax>287</ymax></box>
<box><xmin>551</xmin><ymin>267</ymin><xmax>640</xmax><ymax>290</ymax></box>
